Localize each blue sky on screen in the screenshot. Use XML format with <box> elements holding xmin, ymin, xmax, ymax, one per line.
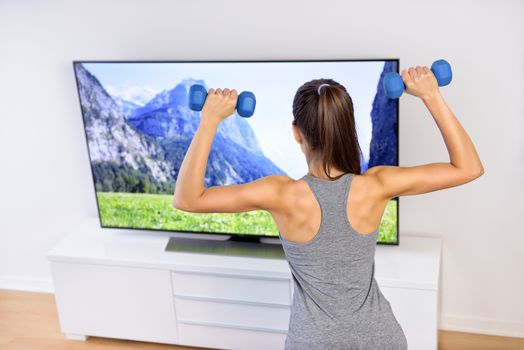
<box><xmin>84</xmin><ymin>61</ymin><xmax>385</xmax><ymax>179</ymax></box>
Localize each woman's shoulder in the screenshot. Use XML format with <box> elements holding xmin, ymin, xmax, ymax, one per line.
<box><xmin>262</xmin><ymin>174</ymin><xmax>309</xmax><ymax>205</ymax></box>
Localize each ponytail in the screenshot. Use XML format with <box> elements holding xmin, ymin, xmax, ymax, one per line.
<box><xmin>292</xmin><ymin>78</ymin><xmax>362</xmax><ymax>179</ymax></box>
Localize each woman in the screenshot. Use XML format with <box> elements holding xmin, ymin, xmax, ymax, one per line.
<box><xmin>172</xmin><ymin>65</ymin><xmax>484</xmax><ymax>349</ymax></box>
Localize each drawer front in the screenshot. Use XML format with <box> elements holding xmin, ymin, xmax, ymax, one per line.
<box><xmin>51</xmin><ymin>262</ymin><xmax>178</xmax><ymax>344</ymax></box>
<box><xmin>178</xmin><ymin>321</ymin><xmax>287</xmax><ymax>350</ymax></box>
<box><xmin>174</xmin><ymin>295</ymin><xmax>290</xmax><ymax>332</ymax></box>
<box><xmin>380</xmin><ymin>286</ymin><xmax>438</xmax><ymax>350</ymax></box>
<box><xmin>171</xmin><ymin>271</ymin><xmax>291</xmax><ymax>305</ymax></box>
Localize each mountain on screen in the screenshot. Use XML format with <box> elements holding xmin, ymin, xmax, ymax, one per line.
<box><xmin>75</xmin><ymin>63</ymin><xmax>286</xmax><ymax>193</ymax></box>
<box><xmin>368</xmin><ymin>61</ymin><xmax>398</xmax><ymax>168</ymax></box>
<box><xmin>75</xmin><ymin>64</ymin><xmax>173</xmax><ymax>184</ymax></box>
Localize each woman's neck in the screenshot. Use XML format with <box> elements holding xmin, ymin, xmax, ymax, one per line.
<box><xmin>306</xmin><ymin>165</ymin><xmax>345</xmax><ymax>179</ymax></box>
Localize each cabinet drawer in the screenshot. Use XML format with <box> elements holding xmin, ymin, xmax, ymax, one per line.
<box><xmin>171</xmin><ymin>271</ymin><xmax>291</xmax><ymax>305</ymax></box>
<box><xmin>174</xmin><ymin>295</ymin><xmax>290</xmax><ymax>332</ymax></box>
<box><xmin>51</xmin><ymin>262</ymin><xmax>178</xmax><ymax>344</ymax></box>
<box><xmin>178</xmin><ymin>321</ymin><xmax>287</xmax><ymax>350</ymax></box>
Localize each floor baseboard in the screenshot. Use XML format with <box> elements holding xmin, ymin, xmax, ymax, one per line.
<box><xmin>440</xmin><ymin>313</ymin><xmax>524</xmax><ymax>339</ymax></box>
<box><xmin>0</xmin><ymin>275</ymin><xmax>54</xmax><ymax>293</ymax></box>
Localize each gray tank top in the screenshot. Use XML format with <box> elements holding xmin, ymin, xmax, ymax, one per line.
<box><xmin>279</xmin><ymin>173</ymin><xmax>407</xmax><ymax>350</ymax></box>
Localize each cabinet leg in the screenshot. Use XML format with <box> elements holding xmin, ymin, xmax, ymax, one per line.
<box><xmin>65</xmin><ymin>333</ymin><xmax>88</xmax><ymax>341</ymax></box>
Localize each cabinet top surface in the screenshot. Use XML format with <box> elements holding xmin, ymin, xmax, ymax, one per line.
<box><xmin>48</xmin><ymin>218</ymin><xmax>442</xmax><ymax>289</ymax></box>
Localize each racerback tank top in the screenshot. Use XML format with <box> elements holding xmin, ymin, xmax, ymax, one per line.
<box><xmin>278</xmin><ymin>172</ymin><xmax>408</xmax><ymax>350</ymax></box>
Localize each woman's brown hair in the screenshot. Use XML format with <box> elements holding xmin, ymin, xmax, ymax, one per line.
<box><xmin>292</xmin><ymin>78</ymin><xmax>363</xmax><ymax>180</ymax></box>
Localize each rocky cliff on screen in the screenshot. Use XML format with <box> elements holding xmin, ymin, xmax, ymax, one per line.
<box><xmin>368</xmin><ymin>61</ymin><xmax>398</xmax><ymax>168</ymax></box>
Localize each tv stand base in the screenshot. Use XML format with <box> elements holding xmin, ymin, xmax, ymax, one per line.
<box><xmin>165</xmin><ymin>235</ymin><xmax>286</xmax><ymax>259</ymax></box>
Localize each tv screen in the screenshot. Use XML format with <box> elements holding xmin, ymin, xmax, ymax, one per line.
<box><xmin>74</xmin><ymin>59</ymin><xmax>399</xmax><ymax>245</ymax></box>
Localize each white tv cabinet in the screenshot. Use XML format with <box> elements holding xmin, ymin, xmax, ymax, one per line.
<box><xmin>48</xmin><ymin>218</ymin><xmax>442</xmax><ymax>350</ymax></box>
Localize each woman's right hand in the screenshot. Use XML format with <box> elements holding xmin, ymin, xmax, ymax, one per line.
<box><xmin>401</xmin><ymin>66</ymin><xmax>440</xmax><ymax>100</ymax></box>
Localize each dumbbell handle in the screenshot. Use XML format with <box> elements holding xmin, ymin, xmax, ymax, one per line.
<box><xmin>188</xmin><ymin>84</ymin><xmax>256</xmax><ymax>118</ymax></box>
<box><xmin>383</xmin><ymin>59</ymin><xmax>453</xmax><ymax>99</ymax></box>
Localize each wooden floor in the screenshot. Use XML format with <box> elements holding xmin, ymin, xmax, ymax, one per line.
<box><xmin>1</xmin><ymin>290</ymin><xmax>523</xmax><ymax>350</ymax></box>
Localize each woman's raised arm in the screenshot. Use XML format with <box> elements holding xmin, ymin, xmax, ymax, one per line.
<box><xmin>367</xmin><ymin>65</ymin><xmax>484</xmax><ymax>199</ymax></box>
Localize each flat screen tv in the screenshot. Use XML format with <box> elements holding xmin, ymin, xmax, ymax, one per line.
<box><xmin>73</xmin><ymin>59</ymin><xmax>399</xmax><ymax>245</ymax></box>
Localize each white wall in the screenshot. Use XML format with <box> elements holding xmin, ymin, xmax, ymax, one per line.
<box><xmin>0</xmin><ymin>0</ymin><xmax>522</xmax><ymax>338</ymax></box>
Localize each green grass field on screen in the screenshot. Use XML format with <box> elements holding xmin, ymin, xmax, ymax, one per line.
<box><xmin>97</xmin><ymin>192</ymin><xmax>398</xmax><ymax>243</ymax></box>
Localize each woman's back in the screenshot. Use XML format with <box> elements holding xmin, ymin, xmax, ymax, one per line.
<box><xmin>173</xmin><ymin>66</ymin><xmax>483</xmax><ymax>350</ymax></box>
<box><xmin>278</xmin><ymin>172</ymin><xmax>408</xmax><ymax>350</ymax></box>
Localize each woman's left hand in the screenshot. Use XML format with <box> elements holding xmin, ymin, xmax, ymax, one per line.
<box><xmin>201</xmin><ymin>88</ymin><xmax>238</xmax><ymax>124</ymax></box>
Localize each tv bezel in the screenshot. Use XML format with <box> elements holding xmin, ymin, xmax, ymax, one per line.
<box><xmin>73</xmin><ymin>58</ymin><xmax>400</xmax><ymax>246</ymax></box>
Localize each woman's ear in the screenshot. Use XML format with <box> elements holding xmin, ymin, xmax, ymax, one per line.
<box><xmin>292</xmin><ymin>124</ymin><xmax>303</xmax><ymax>144</ymax></box>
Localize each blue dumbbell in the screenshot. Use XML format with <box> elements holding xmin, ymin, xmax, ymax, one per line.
<box><xmin>383</xmin><ymin>59</ymin><xmax>453</xmax><ymax>99</ymax></box>
<box><xmin>188</xmin><ymin>84</ymin><xmax>256</xmax><ymax>118</ymax></box>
